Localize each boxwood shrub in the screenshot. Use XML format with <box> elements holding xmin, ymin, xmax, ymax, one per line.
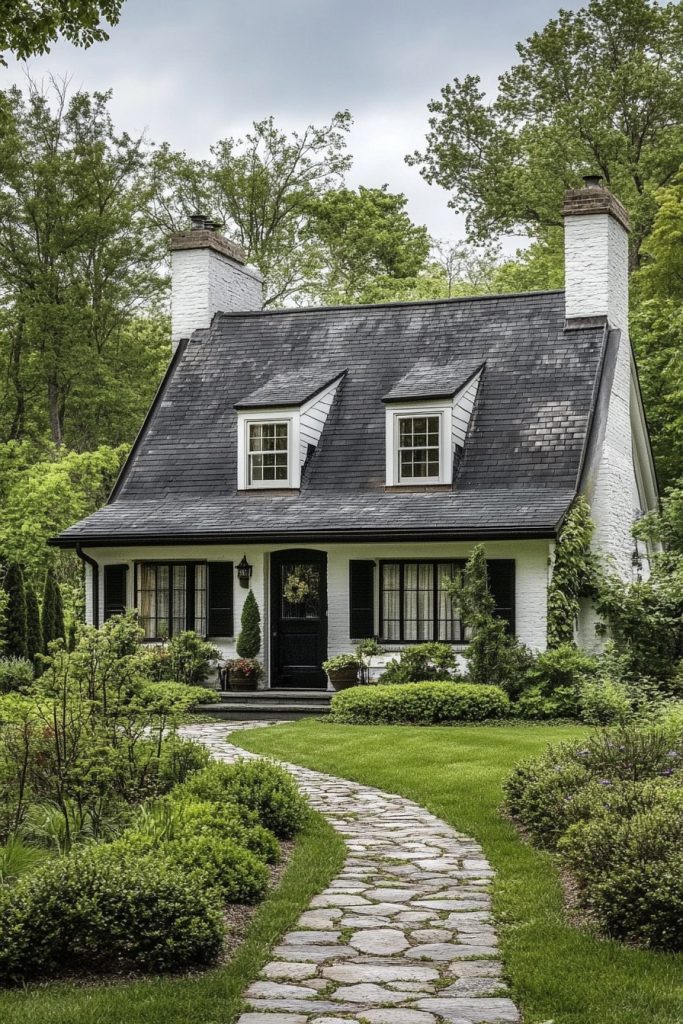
<box><xmin>0</xmin><ymin>844</ymin><xmax>224</xmax><ymax>983</ymax></box>
<box><xmin>178</xmin><ymin>759</ymin><xmax>309</xmax><ymax>838</ymax></box>
<box><xmin>165</xmin><ymin>834</ymin><xmax>269</xmax><ymax>903</ymax></box>
<box><xmin>330</xmin><ymin>682</ymin><xmax>510</xmax><ymax>725</ymax></box>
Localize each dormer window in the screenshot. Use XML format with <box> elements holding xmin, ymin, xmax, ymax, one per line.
<box><xmin>398</xmin><ymin>415</ymin><xmax>441</xmax><ymax>481</ymax></box>
<box><xmin>248</xmin><ymin>421</ymin><xmax>289</xmax><ymax>485</ymax></box>
<box><xmin>235</xmin><ymin>369</ymin><xmax>346</xmax><ymax>491</ymax></box>
<box><xmin>383</xmin><ymin>360</ymin><xmax>484</xmax><ymax>489</ymax></box>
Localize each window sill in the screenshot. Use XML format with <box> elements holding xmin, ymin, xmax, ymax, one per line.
<box><xmin>238</xmin><ymin>487</ymin><xmax>300</xmax><ymax>495</ymax></box>
<box><xmin>384</xmin><ymin>484</ymin><xmax>452</xmax><ymax>493</ymax></box>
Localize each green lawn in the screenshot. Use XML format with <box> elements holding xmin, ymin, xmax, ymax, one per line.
<box><xmin>0</xmin><ymin>810</ymin><xmax>345</xmax><ymax>1024</ymax></box>
<box><xmin>236</xmin><ymin>719</ymin><xmax>683</xmax><ymax>1024</ymax></box>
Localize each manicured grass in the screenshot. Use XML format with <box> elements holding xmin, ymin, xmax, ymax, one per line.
<box><xmin>237</xmin><ymin>720</ymin><xmax>683</xmax><ymax>1024</ymax></box>
<box><xmin>0</xmin><ymin>810</ymin><xmax>345</xmax><ymax>1024</ymax></box>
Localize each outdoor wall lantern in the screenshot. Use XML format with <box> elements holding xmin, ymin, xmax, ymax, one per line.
<box><xmin>237</xmin><ymin>555</ymin><xmax>253</xmax><ymax>588</ymax></box>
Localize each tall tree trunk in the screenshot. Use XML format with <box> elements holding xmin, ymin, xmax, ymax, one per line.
<box><xmin>47</xmin><ymin>376</ymin><xmax>63</xmax><ymax>447</ymax></box>
<box><xmin>8</xmin><ymin>319</ymin><xmax>26</xmax><ymax>439</ymax></box>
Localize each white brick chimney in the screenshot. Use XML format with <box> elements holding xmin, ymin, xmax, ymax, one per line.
<box><xmin>170</xmin><ymin>216</ymin><xmax>263</xmax><ymax>352</ymax></box>
<box><xmin>563</xmin><ymin>176</ymin><xmax>630</xmax><ymax>331</ymax></box>
<box><xmin>563</xmin><ymin>177</ymin><xmax>635</xmax><ymax>588</ymax></box>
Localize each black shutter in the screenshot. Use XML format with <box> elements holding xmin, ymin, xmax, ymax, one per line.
<box><xmin>208</xmin><ymin>562</ymin><xmax>233</xmax><ymax>636</ymax></box>
<box><xmin>349</xmin><ymin>560</ymin><xmax>375</xmax><ymax>638</ymax></box>
<box><xmin>487</xmin><ymin>560</ymin><xmax>516</xmax><ymax>634</ymax></box>
<box><xmin>103</xmin><ymin>564</ymin><xmax>128</xmax><ymax>620</ymax></box>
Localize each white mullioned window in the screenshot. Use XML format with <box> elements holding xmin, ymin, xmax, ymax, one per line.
<box><xmin>398</xmin><ymin>415</ymin><xmax>440</xmax><ymax>481</ymax></box>
<box><xmin>248</xmin><ymin>421</ymin><xmax>289</xmax><ymax>485</ymax></box>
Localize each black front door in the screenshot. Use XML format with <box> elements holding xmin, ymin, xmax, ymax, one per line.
<box><xmin>270</xmin><ymin>550</ymin><xmax>327</xmax><ymax>689</ymax></box>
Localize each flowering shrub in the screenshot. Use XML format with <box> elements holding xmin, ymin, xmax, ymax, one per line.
<box><xmin>503</xmin><ymin>720</ymin><xmax>683</xmax><ymax>950</ymax></box>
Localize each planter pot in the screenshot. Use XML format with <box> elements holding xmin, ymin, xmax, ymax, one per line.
<box><xmin>229</xmin><ymin>670</ymin><xmax>259</xmax><ymax>691</ymax></box>
<box><xmin>327</xmin><ymin>665</ymin><xmax>359</xmax><ymax>690</ymax></box>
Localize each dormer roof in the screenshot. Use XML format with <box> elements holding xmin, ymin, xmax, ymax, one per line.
<box><xmin>235</xmin><ymin>369</ymin><xmax>346</xmax><ymax>409</ymax></box>
<box><xmin>382</xmin><ymin>359</ymin><xmax>485</xmax><ymax>403</ymax></box>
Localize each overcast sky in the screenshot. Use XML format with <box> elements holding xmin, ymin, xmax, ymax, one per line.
<box><xmin>0</xmin><ymin>0</ymin><xmax>564</xmax><ymax>248</ymax></box>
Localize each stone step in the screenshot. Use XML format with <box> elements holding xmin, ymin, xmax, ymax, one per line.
<box><xmin>216</xmin><ymin>688</ymin><xmax>332</xmax><ymax>703</ymax></box>
<box><xmin>195</xmin><ymin>700</ymin><xmax>331</xmax><ymax>721</ymax></box>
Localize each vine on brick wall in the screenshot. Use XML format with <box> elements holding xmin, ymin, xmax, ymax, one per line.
<box><xmin>547</xmin><ymin>496</ymin><xmax>601</xmax><ymax>647</ymax></box>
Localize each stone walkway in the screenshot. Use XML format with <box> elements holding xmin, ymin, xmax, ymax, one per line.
<box><xmin>181</xmin><ymin>722</ymin><xmax>520</xmax><ymax>1024</ymax></box>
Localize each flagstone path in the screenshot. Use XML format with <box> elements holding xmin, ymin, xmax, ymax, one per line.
<box><xmin>181</xmin><ymin>722</ymin><xmax>520</xmax><ymax>1024</ymax></box>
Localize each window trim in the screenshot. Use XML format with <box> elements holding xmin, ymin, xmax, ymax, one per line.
<box><xmin>237</xmin><ymin>408</ymin><xmax>300</xmax><ymax>490</ymax></box>
<box><xmin>133</xmin><ymin>559</ymin><xmax>233</xmax><ymax>641</ymax></box>
<box><xmin>379</xmin><ymin>558</ymin><xmax>466</xmax><ymax>644</ymax></box>
<box><xmin>385</xmin><ymin>403</ymin><xmax>452</xmax><ymax>486</ymax></box>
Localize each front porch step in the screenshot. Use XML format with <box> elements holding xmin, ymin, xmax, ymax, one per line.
<box><xmin>194</xmin><ymin>687</ymin><xmax>333</xmax><ymax>721</ymax></box>
<box><xmin>195</xmin><ymin>699</ymin><xmax>331</xmax><ymax>721</ymax></box>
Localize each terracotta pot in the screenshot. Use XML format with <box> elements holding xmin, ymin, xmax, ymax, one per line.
<box><xmin>229</xmin><ymin>669</ymin><xmax>259</xmax><ymax>691</ymax></box>
<box><xmin>327</xmin><ymin>664</ymin><xmax>359</xmax><ymax>690</ymax></box>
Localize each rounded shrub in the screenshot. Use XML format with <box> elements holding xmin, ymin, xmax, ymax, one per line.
<box><xmin>145</xmin><ymin>796</ymin><xmax>281</xmax><ymax>864</ymax></box>
<box><xmin>165</xmin><ymin>833</ymin><xmax>269</xmax><ymax>903</ymax></box>
<box><xmin>330</xmin><ymin>682</ymin><xmax>510</xmax><ymax>725</ymax></box>
<box><xmin>502</xmin><ymin>756</ymin><xmax>591</xmax><ymax>848</ymax></box>
<box><xmin>559</xmin><ymin>786</ymin><xmax>683</xmax><ymax>950</ymax></box>
<box><xmin>0</xmin><ymin>844</ymin><xmax>224</xmax><ymax>983</ymax></box>
<box><xmin>179</xmin><ymin>759</ymin><xmax>308</xmax><ymax>839</ymax></box>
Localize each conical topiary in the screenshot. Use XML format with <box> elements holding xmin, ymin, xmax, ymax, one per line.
<box><xmin>42</xmin><ymin>567</ymin><xmax>65</xmax><ymax>652</ymax></box>
<box><xmin>236</xmin><ymin>589</ymin><xmax>261</xmax><ymax>659</ymax></box>
<box><xmin>2</xmin><ymin>562</ymin><xmax>28</xmax><ymax>660</ymax></box>
<box><xmin>25</xmin><ymin>584</ymin><xmax>42</xmax><ymax>668</ymax></box>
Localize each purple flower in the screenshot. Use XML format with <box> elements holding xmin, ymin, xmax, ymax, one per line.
<box><xmin>660</xmin><ymin>768</ymin><xmax>674</xmax><ymax>777</ymax></box>
<box><xmin>598</xmin><ymin>779</ymin><xmax>612</xmax><ymax>786</ymax></box>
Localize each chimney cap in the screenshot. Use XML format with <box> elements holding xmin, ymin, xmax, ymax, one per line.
<box><xmin>170</xmin><ymin>215</ymin><xmax>247</xmax><ymax>264</ymax></box>
<box><xmin>582</xmin><ymin>174</ymin><xmax>603</xmax><ymax>189</ymax></box>
<box><xmin>562</xmin><ymin>180</ymin><xmax>630</xmax><ymax>233</ymax></box>
<box><xmin>189</xmin><ymin>213</ymin><xmax>223</xmax><ymax>232</ymax></box>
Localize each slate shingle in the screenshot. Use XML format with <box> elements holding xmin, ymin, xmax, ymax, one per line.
<box><xmin>54</xmin><ymin>291</ymin><xmax>607</xmax><ymax>545</ymax></box>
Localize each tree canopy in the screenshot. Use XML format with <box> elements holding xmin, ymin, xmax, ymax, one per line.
<box><xmin>409</xmin><ymin>0</ymin><xmax>683</xmax><ymax>267</ymax></box>
<box><xmin>0</xmin><ymin>1</ymin><xmax>123</xmax><ymax>63</ymax></box>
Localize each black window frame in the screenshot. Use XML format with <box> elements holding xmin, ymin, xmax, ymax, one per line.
<box><xmin>133</xmin><ymin>560</ymin><xmax>233</xmax><ymax>641</ymax></box>
<box><xmin>378</xmin><ymin>558</ymin><xmax>515</xmax><ymax>644</ymax></box>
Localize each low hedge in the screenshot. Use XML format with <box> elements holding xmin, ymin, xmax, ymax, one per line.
<box><xmin>0</xmin><ymin>845</ymin><xmax>224</xmax><ymax>982</ymax></box>
<box><xmin>330</xmin><ymin>682</ymin><xmax>510</xmax><ymax>724</ymax></box>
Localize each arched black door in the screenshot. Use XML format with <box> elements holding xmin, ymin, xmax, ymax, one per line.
<box><xmin>270</xmin><ymin>549</ymin><xmax>328</xmax><ymax>689</ymax></box>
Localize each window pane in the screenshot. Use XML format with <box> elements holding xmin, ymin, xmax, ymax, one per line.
<box><xmin>438</xmin><ymin>563</ymin><xmax>461</xmax><ymax>641</ymax></box>
<box><xmin>156</xmin><ymin>565</ymin><xmax>169</xmax><ymax>638</ymax></box>
<box><xmin>248</xmin><ymin>422</ymin><xmax>289</xmax><ymax>484</ymax></box>
<box><xmin>194</xmin><ymin>563</ymin><xmax>207</xmax><ymax>635</ymax></box>
<box><xmin>172</xmin><ymin>565</ymin><xmax>187</xmax><ymax>636</ymax></box>
<box><xmin>381</xmin><ymin>563</ymin><xmax>401</xmax><ymax>641</ymax></box>
<box><xmin>398</xmin><ymin>416</ymin><xmax>440</xmax><ymax>480</ymax></box>
<box><xmin>138</xmin><ymin>564</ymin><xmax>157</xmax><ymax>639</ymax></box>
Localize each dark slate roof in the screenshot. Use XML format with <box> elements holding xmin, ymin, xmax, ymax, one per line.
<box><xmin>382</xmin><ymin>358</ymin><xmax>484</xmax><ymax>402</ymax></box>
<box><xmin>235</xmin><ymin>368</ymin><xmax>345</xmax><ymax>409</ymax></box>
<box><xmin>54</xmin><ymin>291</ymin><xmax>608</xmax><ymax>546</ymax></box>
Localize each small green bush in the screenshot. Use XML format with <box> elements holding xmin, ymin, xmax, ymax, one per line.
<box><xmin>528</xmin><ymin>643</ymin><xmax>598</xmax><ymax>693</ymax></box>
<box><xmin>0</xmin><ymin>657</ymin><xmax>33</xmax><ymax>694</ymax></box>
<box><xmin>0</xmin><ymin>844</ymin><xmax>224</xmax><ymax>982</ymax></box>
<box><xmin>178</xmin><ymin>759</ymin><xmax>308</xmax><ymax>839</ymax></box>
<box><xmin>502</xmin><ymin>757</ymin><xmax>591</xmax><ymax>847</ymax></box>
<box><xmin>331</xmin><ymin>682</ymin><xmax>510</xmax><ymax>725</ymax></box>
<box><xmin>165</xmin><ymin>834</ymin><xmax>269</xmax><ymax>903</ymax></box>
<box><xmin>236</xmin><ymin>590</ymin><xmax>261</xmax><ymax>659</ymax></box>
<box><xmin>135</xmin><ymin>796</ymin><xmax>280</xmax><ymax>864</ymax></box>
<box><xmin>579</xmin><ymin>676</ymin><xmax>631</xmax><ymax>724</ymax></box>
<box><xmin>514</xmin><ymin>683</ymin><xmax>581</xmax><ymax>720</ymax></box>
<box><xmin>559</xmin><ymin>786</ymin><xmax>683</xmax><ymax>950</ymax></box>
<box><xmin>379</xmin><ymin>643</ymin><xmax>458</xmax><ymax>685</ymax></box>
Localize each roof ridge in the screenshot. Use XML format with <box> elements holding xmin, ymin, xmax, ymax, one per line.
<box><xmin>214</xmin><ymin>289</ymin><xmax>566</xmax><ymax>319</ymax></box>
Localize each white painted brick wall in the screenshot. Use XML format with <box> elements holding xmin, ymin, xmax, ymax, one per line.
<box><xmin>565</xmin><ymin>209</ymin><xmax>634</xmax><ymax>581</ymax></box>
<box><xmin>86</xmin><ymin>538</ymin><xmax>551</xmax><ymax>686</ymax></box>
<box><xmin>171</xmin><ymin>247</ymin><xmax>263</xmax><ymax>350</ymax></box>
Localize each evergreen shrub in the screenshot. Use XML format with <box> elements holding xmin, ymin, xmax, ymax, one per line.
<box><xmin>331</xmin><ymin>682</ymin><xmax>510</xmax><ymax>725</ymax></box>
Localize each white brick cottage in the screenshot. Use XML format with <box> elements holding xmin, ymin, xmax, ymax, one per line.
<box><xmin>53</xmin><ymin>179</ymin><xmax>658</xmax><ymax>687</ymax></box>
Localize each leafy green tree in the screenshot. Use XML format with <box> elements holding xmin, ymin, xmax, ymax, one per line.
<box><xmin>41</xmin><ymin>567</ymin><xmax>65</xmax><ymax>652</ymax></box>
<box><xmin>0</xmin><ymin>443</ymin><xmax>127</xmax><ymax>585</ymax></box>
<box><xmin>0</xmin><ymin>1</ymin><xmax>123</xmax><ymax>63</ymax></box>
<box><xmin>409</xmin><ymin>0</ymin><xmax>683</xmax><ymax>266</ymax></box>
<box><xmin>0</xmin><ymin>80</ymin><xmax>164</xmax><ymax>447</ymax></box>
<box><xmin>150</xmin><ymin>112</ymin><xmax>352</xmax><ymax>306</ymax></box>
<box><xmin>2</xmin><ymin>561</ymin><xmax>28</xmax><ymax>659</ymax></box>
<box><xmin>306</xmin><ymin>186</ymin><xmax>431</xmax><ymax>304</ymax></box>
<box><xmin>236</xmin><ymin>590</ymin><xmax>261</xmax><ymax>659</ymax></box>
<box><xmin>25</xmin><ymin>584</ymin><xmax>42</xmax><ymax>667</ymax></box>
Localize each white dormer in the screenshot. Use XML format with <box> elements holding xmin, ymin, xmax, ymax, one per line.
<box><xmin>235</xmin><ymin>371</ymin><xmax>345</xmax><ymax>490</ymax></box>
<box><xmin>383</xmin><ymin>361</ymin><xmax>483</xmax><ymax>487</ymax></box>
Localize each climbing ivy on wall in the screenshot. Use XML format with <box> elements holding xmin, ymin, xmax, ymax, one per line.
<box><xmin>547</xmin><ymin>496</ymin><xmax>600</xmax><ymax>647</ymax></box>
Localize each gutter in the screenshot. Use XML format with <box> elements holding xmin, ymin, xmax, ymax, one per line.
<box><xmin>52</xmin><ymin>525</ymin><xmax>559</xmax><ymax>549</ymax></box>
<box><xmin>75</xmin><ymin>544</ymin><xmax>99</xmax><ymax>627</ymax></box>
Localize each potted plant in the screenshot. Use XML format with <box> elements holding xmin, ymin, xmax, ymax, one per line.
<box><xmin>228</xmin><ymin>657</ymin><xmax>263</xmax><ymax>691</ymax></box>
<box><xmin>323</xmin><ymin>653</ymin><xmax>360</xmax><ymax>690</ymax></box>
